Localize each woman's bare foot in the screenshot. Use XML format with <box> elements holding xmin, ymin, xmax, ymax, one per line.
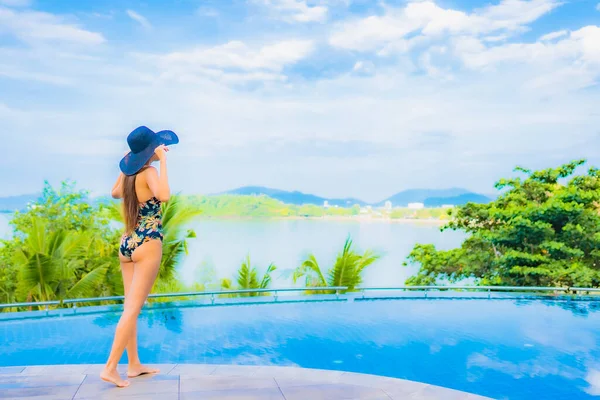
<box><xmin>100</xmin><ymin>368</ymin><xmax>130</xmax><ymax>388</ymax></box>
<box><xmin>127</xmin><ymin>364</ymin><xmax>160</xmax><ymax>378</ymax></box>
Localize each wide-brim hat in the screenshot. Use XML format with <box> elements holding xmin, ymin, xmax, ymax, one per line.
<box><xmin>119</xmin><ymin>126</ymin><xmax>179</xmax><ymax>176</ymax></box>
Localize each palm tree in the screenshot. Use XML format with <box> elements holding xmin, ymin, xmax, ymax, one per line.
<box><xmin>159</xmin><ymin>195</ymin><xmax>202</xmax><ymax>282</ymax></box>
<box><xmin>293</xmin><ymin>236</ymin><xmax>380</xmax><ymax>292</ymax></box>
<box><xmin>13</xmin><ymin>217</ymin><xmax>108</xmax><ymax>305</ymax></box>
<box><xmin>104</xmin><ymin>194</ymin><xmax>202</xmax><ymax>283</ymax></box>
<box><xmin>222</xmin><ymin>254</ymin><xmax>277</xmax><ymax>297</ymax></box>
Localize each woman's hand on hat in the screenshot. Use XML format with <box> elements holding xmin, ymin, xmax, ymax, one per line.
<box><xmin>154</xmin><ymin>144</ymin><xmax>169</xmax><ymax>161</ymax></box>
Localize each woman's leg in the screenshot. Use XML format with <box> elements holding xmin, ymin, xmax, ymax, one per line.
<box><xmin>101</xmin><ymin>240</ymin><xmax>162</xmax><ymax>387</ymax></box>
<box><xmin>120</xmin><ymin>256</ymin><xmax>160</xmax><ymax>378</ymax></box>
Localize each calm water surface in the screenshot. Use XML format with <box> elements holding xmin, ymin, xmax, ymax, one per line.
<box><xmin>2</xmin><ymin>298</ymin><xmax>600</xmax><ymax>400</ymax></box>
<box><xmin>180</xmin><ymin>218</ymin><xmax>464</xmax><ymax>287</ymax></box>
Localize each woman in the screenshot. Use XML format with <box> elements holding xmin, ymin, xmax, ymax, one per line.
<box><xmin>101</xmin><ymin>126</ymin><xmax>179</xmax><ymax>387</ymax></box>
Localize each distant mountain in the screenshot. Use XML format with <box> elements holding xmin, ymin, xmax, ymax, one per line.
<box><xmin>0</xmin><ymin>186</ymin><xmax>492</xmax><ymax>213</ymax></box>
<box><xmin>378</xmin><ymin>188</ymin><xmax>473</xmax><ymax>206</ymax></box>
<box><xmin>424</xmin><ymin>193</ymin><xmax>492</xmax><ymax>207</ymax></box>
<box><xmin>221</xmin><ymin>186</ymin><xmax>368</xmax><ymax>207</ymax></box>
<box><xmin>0</xmin><ymin>193</ymin><xmax>114</xmax><ymax>213</ymax></box>
<box><xmin>0</xmin><ymin>194</ymin><xmax>39</xmax><ymax>213</ymax></box>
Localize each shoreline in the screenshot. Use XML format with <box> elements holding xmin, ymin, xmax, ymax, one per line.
<box><xmin>198</xmin><ymin>215</ymin><xmax>448</xmax><ymax>225</ymax></box>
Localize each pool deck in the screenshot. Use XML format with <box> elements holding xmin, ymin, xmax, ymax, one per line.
<box><xmin>0</xmin><ymin>364</ymin><xmax>492</xmax><ymax>400</ymax></box>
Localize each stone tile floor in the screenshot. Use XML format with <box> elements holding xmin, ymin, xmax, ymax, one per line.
<box><xmin>0</xmin><ymin>364</ymin><xmax>493</xmax><ymax>399</ymax></box>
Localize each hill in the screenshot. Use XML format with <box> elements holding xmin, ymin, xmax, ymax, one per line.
<box><xmin>221</xmin><ymin>186</ymin><xmax>368</xmax><ymax>207</ymax></box>
<box><xmin>423</xmin><ymin>193</ymin><xmax>492</xmax><ymax>207</ymax></box>
<box><xmin>0</xmin><ymin>194</ymin><xmax>39</xmax><ymax>213</ymax></box>
<box><xmin>1</xmin><ymin>186</ymin><xmax>492</xmax><ymax>212</ymax></box>
<box><xmin>378</xmin><ymin>188</ymin><xmax>476</xmax><ymax>206</ymax></box>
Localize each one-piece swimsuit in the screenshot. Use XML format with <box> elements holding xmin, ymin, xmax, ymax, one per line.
<box><xmin>119</xmin><ymin>197</ymin><xmax>163</xmax><ymax>259</ymax></box>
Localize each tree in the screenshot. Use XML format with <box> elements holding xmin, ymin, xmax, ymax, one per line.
<box><xmin>293</xmin><ymin>236</ymin><xmax>380</xmax><ymax>292</ymax></box>
<box><xmin>12</xmin><ymin>218</ymin><xmax>108</xmax><ymax>304</ymax></box>
<box><xmin>405</xmin><ymin>160</ymin><xmax>600</xmax><ymax>288</ymax></box>
<box><xmin>158</xmin><ymin>195</ymin><xmax>202</xmax><ymax>282</ymax></box>
<box><xmin>1</xmin><ymin>181</ymin><xmax>120</xmax><ymax>309</ymax></box>
<box><xmin>11</xmin><ymin>181</ymin><xmax>98</xmax><ymax>234</ymax></box>
<box><xmin>221</xmin><ymin>254</ymin><xmax>277</xmax><ymax>297</ymax></box>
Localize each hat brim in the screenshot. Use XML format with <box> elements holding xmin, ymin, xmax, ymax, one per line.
<box><xmin>119</xmin><ymin>130</ymin><xmax>179</xmax><ymax>176</ymax></box>
<box><xmin>156</xmin><ymin>130</ymin><xmax>179</xmax><ymax>146</ymax></box>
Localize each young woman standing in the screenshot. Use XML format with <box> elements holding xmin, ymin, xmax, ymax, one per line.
<box><xmin>101</xmin><ymin>126</ymin><xmax>178</xmax><ymax>387</ymax></box>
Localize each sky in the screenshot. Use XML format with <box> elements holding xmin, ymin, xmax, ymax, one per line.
<box><xmin>0</xmin><ymin>0</ymin><xmax>599</xmax><ymax>202</ymax></box>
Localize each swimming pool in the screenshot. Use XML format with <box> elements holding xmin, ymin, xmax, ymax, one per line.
<box><xmin>2</xmin><ymin>297</ymin><xmax>600</xmax><ymax>399</ymax></box>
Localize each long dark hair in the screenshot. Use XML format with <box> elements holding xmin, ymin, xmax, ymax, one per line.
<box><xmin>122</xmin><ymin>173</ymin><xmax>139</xmax><ymax>234</ymax></box>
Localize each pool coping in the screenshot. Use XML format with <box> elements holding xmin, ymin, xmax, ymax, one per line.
<box><xmin>2</xmin><ymin>292</ymin><xmax>597</xmax><ymax>321</ymax></box>
<box><xmin>0</xmin><ymin>363</ymin><xmax>493</xmax><ymax>399</ymax></box>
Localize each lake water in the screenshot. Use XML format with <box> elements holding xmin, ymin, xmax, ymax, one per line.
<box><xmin>180</xmin><ymin>219</ymin><xmax>465</xmax><ymax>288</ymax></box>
<box><xmin>0</xmin><ymin>214</ymin><xmax>465</xmax><ymax>287</ymax></box>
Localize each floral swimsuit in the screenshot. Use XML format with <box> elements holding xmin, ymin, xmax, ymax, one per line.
<box><xmin>119</xmin><ymin>197</ymin><xmax>164</xmax><ymax>259</ymax></box>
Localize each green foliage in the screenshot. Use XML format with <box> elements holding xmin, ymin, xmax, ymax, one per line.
<box><xmin>390</xmin><ymin>207</ymin><xmax>453</xmax><ymax>220</ymax></box>
<box><xmin>405</xmin><ymin>160</ymin><xmax>600</xmax><ymax>288</ymax></box>
<box><xmin>293</xmin><ymin>236</ymin><xmax>380</xmax><ymax>292</ymax></box>
<box><xmin>221</xmin><ymin>254</ymin><xmax>277</xmax><ymax>296</ymax></box>
<box><xmin>188</xmin><ymin>195</ymin><xmax>361</xmax><ymax>218</ymax></box>
<box><xmin>0</xmin><ymin>181</ymin><xmax>119</xmax><ymax>308</ymax></box>
<box><xmin>1</xmin><ymin>184</ymin><xmax>203</xmax><ymax>310</ymax></box>
<box><xmin>188</xmin><ymin>194</ymin><xmax>451</xmax><ymax>220</ymax></box>
<box><xmin>158</xmin><ymin>195</ymin><xmax>202</xmax><ymax>282</ymax></box>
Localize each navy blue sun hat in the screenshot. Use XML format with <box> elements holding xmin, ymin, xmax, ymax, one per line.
<box><xmin>119</xmin><ymin>126</ymin><xmax>179</xmax><ymax>175</ymax></box>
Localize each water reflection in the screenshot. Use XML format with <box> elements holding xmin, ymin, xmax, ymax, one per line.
<box><xmin>3</xmin><ymin>298</ymin><xmax>600</xmax><ymax>399</ymax></box>
<box><xmin>513</xmin><ymin>298</ymin><xmax>600</xmax><ymax>317</ymax></box>
<box><xmin>92</xmin><ymin>304</ymin><xmax>184</xmax><ymax>334</ymax></box>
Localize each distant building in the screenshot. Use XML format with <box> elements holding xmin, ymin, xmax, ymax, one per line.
<box><xmin>407</xmin><ymin>202</ymin><xmax>425</xmax><ymax>209</ymax></box>
<box><xmin>323</xmin><ymin>200</ymin><xmax>330</xmax><ymax>208</ymax></box>
<box><xmin>441</xmin><ymin>204</ymin><xmax>454</xmax><ymax>208</ymax></box>
<box><xmin>384</xmin><ymin>201</ymin><xmax>392</xmax><ymax>211</ymax></box>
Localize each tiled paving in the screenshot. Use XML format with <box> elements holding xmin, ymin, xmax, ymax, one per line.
<box><xmin>0</xmin><ymin>364</ymin><xmax>493</xmax><ymax>399</ymax></box>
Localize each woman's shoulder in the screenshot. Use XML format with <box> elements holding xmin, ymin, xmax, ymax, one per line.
<box><xmin>138</xmin><ymin>166</ymin><xmax>158</xmax><ymax>179</ymax></box>
<box><xmin>142</xmin><ymin>165</ymin><xmax>158</xmax><ymax>173</ymax></box>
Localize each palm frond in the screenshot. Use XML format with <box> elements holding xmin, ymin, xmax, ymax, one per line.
<box><xmin>220</xmin><ymin>278</ymin><xmax>233</xmax><ymax>290</ymax></box>
<box><xmin>64</xmin><ymin>264</ymin><xmax>108</xmax><ymax>300</ymax></box>
<box><xmin>101</xmin><ymin>201</ymin><xmax>124</xmax><ymax>223</ymax></box>
<box><xmin>237</xmin><ymin>254</ymin><xmax>258</xmax><ymax>290</ymax></box>
<box><xmin>159</xmin><ymin>195</ymin><xmax>201</xmax><ymax>283</ymax></box>
<box><xmin>259</xmin><ymin>263</ymin><xmax>277</xmax><ymax>289</ymax></box>
<box><xmin>294</xmin><ymin>254</ymin><xmax>327</xmax><ymax>287</ymax></box>
<box><xmin>24</xmin><ymin>218</ymin><xmax>47</xmax><ymax>254</ymax></box>
<box><xmin>20</xmin><ymin>253</ymin><xmax>55</xmax><ymax>302</ymax></box>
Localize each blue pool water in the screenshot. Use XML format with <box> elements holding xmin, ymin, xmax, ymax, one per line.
<box><xmin>2</xmin><ymin>298</ymin><xmax>600</xmax><ymax>399</ymax></box>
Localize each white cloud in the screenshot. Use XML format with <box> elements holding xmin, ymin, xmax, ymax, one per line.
<box><xmin>539</xmin><ymin>29</ymin><xmax>568</xmax><ymax>41</ymax></box>
<box><xmin>457</xmin><ymin>26</ymin><xmax>600</xmax><ymax>69</ymax></box>
<box><xmin>126</xmin><ymin>9</ymin><xmax>151</xmax><ymax>29</ymax></box>
<box><xmin>586</xmin><ymin>369</ymin><xmax>600</xmax><ymax>396</ymax></box>
<box><xmin>257</xmin><ymin>0</ymin><xmax>328</xmax><ymax>23</ymax></box>
<box><xmin>352</xmin><ymin>60</ymin><xmax>375</xmax><ymax>76</ymax></box>
<box><xmin>0</xmin><ymin>7</ymin><xmax>105</xmax><ymax>45</ymax></box>
<box><xmin>0</xmin><ymin>0</ymin><xmax>599</xmax><ymax>198</ymax></box>
<box><xmin>596</xmin><ymin>3</ymin><xmax>600</xmax><ymax>11</ymax></box>
<box><xmin>143</xmin><ymin>39</ymin><xmax>314</xmax><ymax>84</ymax></box>
<box><xmin>0</xmin><ymin>64</ymin><xmax>74</xmax><ymax>85</ymax></box>
<box><xmin>329</xmin><ymin>0</ymin><xmax>561</xmax><ymax>51</ymax></box>
<box><xmin>197</xmin><ymin>7</ymin><xmax>219</xmax><ymax>17</ymax></box>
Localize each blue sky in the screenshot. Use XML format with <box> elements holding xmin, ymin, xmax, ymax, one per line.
<box><xmin>0</xmin><ymin>0</ymin><xmax>599</xmax><ymax>201</ymax></box>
